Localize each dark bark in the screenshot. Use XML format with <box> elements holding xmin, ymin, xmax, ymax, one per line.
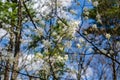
<box><xmin>11</xmin><ymin>0</ymin><xmax>22</xmax><ymax>79</ymax></box>
<box><xmin>4</xmin><ymin>61</ymin><xmax>9</xmax><ymax>80</ymax></box>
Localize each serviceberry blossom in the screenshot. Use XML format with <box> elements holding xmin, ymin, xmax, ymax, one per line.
<box><xmin>67</xmin><ymin>20</ymin><xmax>80</xmax><ymax>37</ymax></box>
<box><xmin>35</xmin><ymin>27</ymin><xmax>44</xmax><ymax>37</ymax></box>
<box><xmin>105</xmin><ymin>33</ymin><xmax>111</xmax><ymax>40</ymax></box>
<box><xmin>79</xmin><ymin>38</ymin><xmax>85</xmax><ymax>43</ymax></box>
<box><xmin>92</xmin><ymin>24</ymin><xmax>97</xmax><ymax>29</ymax></box>
<box><xmin>93</xmin><ymin>1</ymin><xmax>99</xmax><ymax>7</ymax></box>
<box><xmin>96</xmin><ymin>13</ymin><xmax>101</xmax><ymax>19</ymax></box>
<box><xmin>70</xmin><ymin>9</ymin><xmax>76</xmax><ymax>14</ymax></box>
<box><xmin>58</xmin><ymin>56</ymin><xmax>64</xmax><ymax>62</ymax></box>
<box><xmin>35</xmin><ymin>53</ymin><xmax>43</xmax><ymax>59</ymax></box>
<box><xmin>101</xmin><ymin>49</ymin><xmax>107</xmax><ymax>54</ymax></box>
<box><xmin>76</xmin><ymin>43</ymin><xmax>81</xmax><ymax>48</ymax></box>
<box><xmin>64</xmin><ymin>55</ymin><xmax>68</xmax><ymax>60</ymax></box>
<box><xmin>84</xmin><ymin>11</ymin><xmax>89</xmax><ymax>16</ymax></box>
<box><xmin>83</xmin><ymin>7</ymin><xmax>88</xmax><ymax>12</ymax></box>
<box><xmin>43</xmin><ymin>40</ymin><xmax>51</xmax><ymax>48</ymax></box>
<box><xmin>65</xmin><ymin>41</ymin><xmax>72</xmax><ymax>48</ymax></box>
<box><xmin>8</xmin><ymin>8</ymin><xmax>12</xmax><ymax>12</ymax></box>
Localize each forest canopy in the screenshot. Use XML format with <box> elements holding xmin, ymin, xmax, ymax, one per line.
<box><xmin>0</xmin><ymin>0</ymin><xmax>120</xmax><ymax>80</ymax></box>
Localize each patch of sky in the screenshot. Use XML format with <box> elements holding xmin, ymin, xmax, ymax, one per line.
<box><xmin>0</xmin><ymin>37</ymin><xmax>9</xmax><ymax>48</ymax></box>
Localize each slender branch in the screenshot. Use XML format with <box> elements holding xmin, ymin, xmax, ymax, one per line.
<box><xmin>56</xmin><ymin>15</ymin><xmax>120</xmax><ymax>65</ymax></box>
<box><xmin>22</xmin><ymin>1</ymin><xmax>37</xmax><ymax>29</ymax></box>
<box><xmin>0</xmin><ymin>32</ymin><xmax>8</xmax><ymax>42</ymax></box>
<box><xmin>77</xmin><ymin>31</ymin><xmax>120</xmax><ymax>65</ymax></box>
<box><xmin>0</xmin><ymin>63</ymin><xmax>45</xmax><ymax>80</ymax></box>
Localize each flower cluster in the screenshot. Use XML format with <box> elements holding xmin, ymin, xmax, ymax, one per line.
<box><xmin>67</xmin><ymin>20</ymin><xmax>80</xmax><ymax>37</ymax></box>
<box><xmin>92</xmin><ymin>24</ymin><xmax>97</xmax><ymax>29</ymax></box>
<box><xmin>105</xmin><ymin>33</ymin><xmax>111</xmax><ymax>40</ymax></box>
<box><xmin>42</xmin><ymin>40</ymin><xmax>52</xmax><ymax>48</ymax></box>
<box><xmin>93</xmin><ymin>1</ymin><xmax>99</xmax><ymax>7</ymax></box>
<box><xmin>35</xmin><ymin>27</ymin><xmax>44</xmax><ymax>37</ymax></box>
<box><xmin>83</xmin><ymin>7</ymin><xmax>89</xmax><ymax>20</ymax></box>
<box><xmin>65</xmin><ymin>41</ymin><xmax>72</xmax><ymax>48</ymax></box>
<box><xmin>96</xmin><ymin>12</ymin><xmax>102</xmax><ymax>23</ymax></box>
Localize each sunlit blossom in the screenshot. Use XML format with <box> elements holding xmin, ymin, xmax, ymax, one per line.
<box><xmin>105</xmin><ymin>33</ymin><xmax>111</xmax><ymax>40</ymax></box>
<box><xmin>79</xmin><ymin>38</ymin><xmax>85</xmax><ymax>43</ymax></box>
<box><xmin>52</xmin><ymin>31</ymin><xmax>57</xmax><ymax>36</ymax></box>
<box><xmin>35</xmin><ymin>27</ymin><xmax>44</xmax><ymax>37</ymax></box>
<box><xmin>101</xmin><ymin>49</ymin><xmax>107</xmax><ymax>54</ymax></box>
<box><xmin>8</xmin><ymin>8</ymin><xmax>12</xmax><ymax>12</ymax></box>
<box><xmin>110</xmin><ymin>50</ymin><xmax>114</xmax><ymax>54</ymax></box>
<box><xmin>35</xmin><ymin>53</ymin><xmax>43</xmax><ymax>59</ymax></box>
<box><xmin>93</xmin><ymin>1</ymin><xmax>99</xmax><ymax>7</ymax></box>
<box><xmin>84</xmin><ymin>11</ymin><xmax>89</xmax><ymax>16</ymax></box>
<box><xmin>83</xmin><ymin>7</ymin><xmax>88</xmax><ymax>12</ymax></box>
<box><xmin>65</xmin><ymin>41</ymin><xmax>72</xmax><ymax>48</ymax></box>
<box><xmin>67</xmin><ymin>20</ymin><xmax>80</xmax><ymax>37</ymax></box>
<box><xmin>58</xmin><ymin>56</ymin><xmax>64</xmax><ymax>62</ymax></box>
<box><xmin>43</xmin><ymin>40</ymin><xmax>51</xmax><ymax>48</ymax></box>
<box><xmin>64</xmin><ymin>55</ymin><xmax>68</xmax><ymax>60</ymax></box>
<box><xmin>76</xmin><ymin>43</ymin><xmax>81</xmax><ymax>48</ymax></box>
<box><xmin>84</xmin><ymin>16</ymin><xmax>89</xmax><ymax>20</ymax></box>
<box><xmin>96</xmin><ymin>13</ymin><xmax>101</xmax><ymax>19</ymax></box>
<box><xmin>69</xmin><ymin>9</ymin><xmax>76</xmax><ymax>14</ymax></box>
<box><xmin>92</xmin><ymin>24</ymin><xmax>97</xmax><ymax>29</ymax></box>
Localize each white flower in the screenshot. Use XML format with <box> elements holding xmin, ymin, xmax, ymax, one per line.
<box><xmin>58</xmin><ymin>20</ymin><xmax>62</xmax><ymax>24</ymax></box>
<box><xmin>65</xmin><ymin>41</ymin><xmax>72</xmax><ymax>48</ymax></box>
<box><xmin>43</xmin><ymin>40</ymin><xmax>51</xmax><ymax>48</ymax></box>
<box><xmin>76</xmin><ymin>43</ymin><xmax>81</xmax><ymax>48</ymax></box>
<box><xmin>97</xmin><ymin>19</ymin><xmax>102</xmax><ymax>24</ymax></box>
<box><xmin>107</xmin><ymin>54</ymin><xmax>111</xmax><ymax>57</ymax></box>
<box><xmin>55</xmin><ymin>36</ymin><xmax>62</xmax><ymax>43</ymax></box>
<box><xmin>84</xmin><ymin>16</ymin><xmax>89</xmax><ymax>20</ymax></box>
<box><xmin>58</xmin><ymin>56</ymin><xmax>64</xmax><ymax>62</ymax></box>
<box><xmin>36</xmin><ymin>27</ymin><xmax>44</xmax><ymax>37</ymax></box>
<box><xmin>84</xmin><ymin>31</ymin><xmax>88</xmax><ymax>35</ymax></box>
<box><xmin>44</xmin><ymin>48</ymin><xmax>48</xmax><ymax>53</ymax></box>
<box><xmin>92</xmin><ymin>24</ymin><xmax>97</xmax><ymax>29</ymax></box>
<box><xmin>64</xmin><ymin>55</ymin><xmax>68</xmax><ymax>60</ymax></box>
<box><xmin>59</xmin><ymin>47</ymin><xmax>64</xmax><ymax>51</ymax></box>
<box><xmin>110</xmin><ymin>50</ymin><xmax>114</xmax><ymax>54</ymax></box>
<box><xmin>93</xmin><ymin>1</ymin><xmax>99</xmax><ymax>7</ymax></box>
<box><xmin>35</xmin><ymin>53</ymin><xmax>43</xmax><ymax>59</ymax></box>
<box><xmin>52</xmin><ymin>31</ymin><xmax>57</xmax><ymax>36</ymax></box>
<box><xmin>67</xmin><ymin>20</ymin><xmax>80</xmax><ymax>37</ymax></box>
<box><xmin>83</xmin><ymin>7</ymin><xmax>88</xmax><ymax>12</ymax></box>
<box><xmin>101</xmin><ymin>49</ymin><xmax>107</xmax><ymax>54</ymax></box>
<box><xmin>105</xmin><ymin>33</ymin><xmax>111</xmax><ymax>40</ymax></box>
<box><xmin>8</xmin><ymin>8</ymin><xmax>12</xmax><ymax>12</ymax></box>
<box><xmin>84</xmin><ymin>11</ymin><xmax>89</xmax><ymax>16</ymax></box>
<box><xmin>96</xmin><ymin>13</ymin><xmax>101</xmax><ymax>19</ymax></box>
<box><xmin>74</xmin><ymin>21</ymin><xmax>80</xmax><ymax>26</ymax></box>
<box><xmin>79</xmin><ymin>38</ymin><xmax>85</xmax><ymax>43</ymax></box>
<box><xmin>69</xmin><ymin>10</ymin><xmax>76</xmax><ymax>14</ymax></box>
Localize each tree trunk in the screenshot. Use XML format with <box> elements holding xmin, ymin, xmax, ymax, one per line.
<box><xmin>11</xmin><ymin>0</ymin><xmax>22</xmax><ymax>79</ymax></box>
<box><xmin>4</xmin><ymin>61</ymin><xmax>10</xmax><ymax>80</ymax></box>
